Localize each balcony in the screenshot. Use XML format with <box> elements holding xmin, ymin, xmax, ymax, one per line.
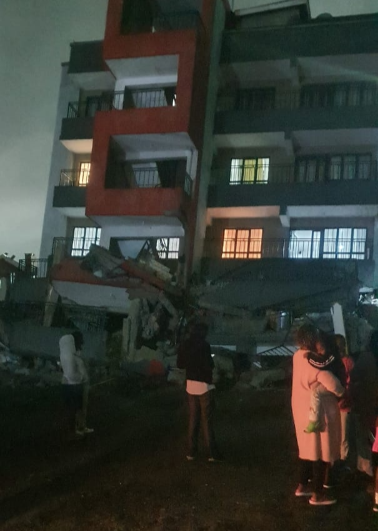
<box><xmin>18</xmin><ymin>259</ymin><xmax>50</xmax><ymax>279</ymax></box>
<box><xmin>215</xmin><ymin>85</ymin><xmax>378</xmax><ymax>135</ymax></box>
<box><xmin>221</xmin><ymin>15</ymin><xmax>378</xmax><ymax>63</ymax></box>
<box><xmin>66</xmin><ymin>87</ymin><xmax>177</xmax><ymax>119</ymax></box>
<box><xmin>120</xmin><ymin>8</ymin><xmax>203</xmax><ymax>35</ymax></box>
<box><xmin>205</xmin><ymin>237</ymin><xmax>373</xmax><ymax>261</ymax></box>
<box><xmin>53</xmin><ymin>171</ymin><xmax>87</xmax><ymax>212</ymax></box>
<box><xmin>208</xmin><ymin>162</ymin><xmax>378</xmax><ymax>209</ymax></box>
<box><xmin>106</xmin><ymin>166</ymin><xmax>192</xmax><ymax>196</ymax></box>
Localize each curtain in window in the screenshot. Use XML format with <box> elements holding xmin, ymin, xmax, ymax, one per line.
<box><xmin>230</xmin><ymin>160</ymin><xmax>243</xmax><ymax>185</ymax></box>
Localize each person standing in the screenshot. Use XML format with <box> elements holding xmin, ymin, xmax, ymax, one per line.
<box><xmin>334</xmin><ymin>334</ymin><xmax>354</xmax><ymax>467</ymax></box>
<box><xmin>177</xmin><ymin>322</ymin><xmax>222</xmax><ymax>462</ymax></box>
<box><xmin>59</xmin><ymin>330</ymin><xmax>94</xmax><ymax>437</ymax></box>
<box><xmin>292</xmin><ymin>325</ymin><xmax>344</xmax><ymax>506</ymax></box>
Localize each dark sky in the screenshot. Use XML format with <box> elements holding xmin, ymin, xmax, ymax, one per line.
<box><xmin>0</xmin><ymin>0</ymin><xmax>108</xmax><ymax>259</ymax></box>
<box><xmin>0</xmin><ymin>0</ymin><xmax>377</xmax><ymax>260</ymax></box>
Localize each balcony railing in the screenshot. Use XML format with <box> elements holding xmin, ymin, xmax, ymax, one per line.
<box><xmin>121</xmin><ymin>10</ymin><xmax>203</xmax><ymax>35</ymax></box>
<box><xmin>59</xmin><ymin>169</ymin><xmax>89</xmax><ymax>187</ymax></box>
<box><xmin>52</xmin><ymin>237</ymin><xmax>101</xmax><ymax>260</ymax></box>
<box><xmin>211</xmin><ymin>161</ymin><xmax>378</xmax><ymax>185</ymax></box>
<box><xmin>153</xmin><ymin>10</ymin><xmax>203</xmax><ymax>32</ymax></box>
<box><xmin>18</xmin><ymin>258</ymin><xmax>50</xmax><ymax>279</ymax></box>
<box><xmin>122</xmin><ymin>167</ymin><xmax>192</xmax><ymax>195</ymax></box>
<box><xmin>0</xmin><ymin>301</ymin><xmax>106</xmax><ymax>331</ymax></box>
<box><xmin>67</xmin><ymin>87</ymin><xmax>177</xmax><ymax>118</ymax></box>
<box><xmin>217</xmin><ymin>86</ymin><xmax>378</xmax><ymax>113</ymax></box>
<box><xmin>217</xmin><ymin>238</ymin><xmax>373</xmax><ymax>261</ymax></box>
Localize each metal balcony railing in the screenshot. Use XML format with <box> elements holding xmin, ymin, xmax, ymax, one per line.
<box><xmin>153</xmin><ymin>10</ymin><xmax>203</xmax><ymax>32</ymax></box>
<box><xmin>0</xmin><ymin>301</ymin><xmax>107</xmax><ymax>331</ymax></box>
<box><xmin>59</xmin><ymin>169</ymin><xmax>89</xmax><ymax>187</ymax></box>
<box><xmin>18</xmin><ymin>259</ymin><xmax>50</xmax><ymax>279</ymax></box>
<box><xmin>217</xmin><ymin>237</ymin><xmax>373</xmax><ymax>261</ymax></box>
<box><xmin>217</xmin><ymin>85</ymin><xmax>378</xmax><ymax>113</ymax></box>
<box><xmin>211</xmin><ymin>161</ymin><xmax>378</xmax><ymax>185</ymax></box>
<box><xmin>52</xmin><ymin>237</ymin><xmax>100</xmax><ymax>260</ymax></box>
<box><xmin>67</xmin><ymin>87</ymin><xmax>177</xmax><ymax>118</ymax></box>
<box><xmin>120</xmin><ymin>9</ymin><xmax>203</xmax><ymax>35</ymax></box>
<box><xmin>126</xmin><ymin>167</ymin><xmax>192</xmax><ymax>195</ymax></box>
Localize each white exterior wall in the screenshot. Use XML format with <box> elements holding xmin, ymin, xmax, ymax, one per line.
<box><xmin>39</xmin><ymin>65</ymin><xmax>79</xmax><ymax>259</ymax></box>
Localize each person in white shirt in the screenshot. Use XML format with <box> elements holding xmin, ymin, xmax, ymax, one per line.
<box><xmin>59</xmin><ymin>331</ymin><xmax>93</xmax><ymax>437</ymax></box>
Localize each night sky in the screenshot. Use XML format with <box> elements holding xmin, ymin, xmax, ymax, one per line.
<box><xmin>0</xmin><ymin>0</ymin><xmax>377</xmax><ymax>259</ymax></box>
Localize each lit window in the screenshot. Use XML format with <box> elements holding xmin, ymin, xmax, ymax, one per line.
<box><xmin>230</xmin><ymin>158</ymin><xmax>269</xmax><ymax>185</ymax></box>
<box><xmin>156</xmin><ymin>238</ymin><xmax>180</xmax><ymax>259</ymax></box>
<box><xmin>71</xmin><ymin>227</ymin><xmax>101</xmax><ymax>257</ymax></box>
<box><xmin>222</xmin><ymin>229</ymin><xmax>262</xmax><ymax>259</ymax></box>
<box><xmin>78</xmin><ymin>162</ymin><xmax>91</xmax><ymax>186</ymax></box>
<box><xmin>289</xmin><ymin>228</ymin><xmax>367</xmax><ymax>260</ymax></box>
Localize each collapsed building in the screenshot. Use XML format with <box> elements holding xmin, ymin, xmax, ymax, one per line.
<box><xmin>4</xmin><ymin>1</ymin><xmax>378</xmax><ymax>384</ymax></box>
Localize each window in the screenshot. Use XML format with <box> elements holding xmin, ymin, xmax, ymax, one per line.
<box><xmin>301</xmin><ymin>83</ymin><xmax>377</xmax><ymax>109</ymax></box>
<box><xmin>289</xmin><ymin>228</ymin><xmax>367</xmax><ymax>260</ymax></box>
<box><xmin>156</xmin><ymin>238</ymin><xmax>180</xmax><ymax>259</ymax></box>
<box><xmin>222</xmin><ymin>229</ymin><xmax>263</xmax><ymax>259</ymax></box>
<box><xmin>288</xmin><ymin>231</ymin><xmax>321</xmax><ymax>258</ymax></box>
<box><xmin>295</xmin><ymin>154</ymin><xmax>372</xmax><ymax>182</ymax></box>
<box><xmin>71</xmin><ymin>227</ymin><xmax>101</xmax><ymax>257</ymax></box>
<box><xmin>329</xmin><ymin>154</ymin><xmax>371</xmax><ymax>181</ymax></box>
<box><xmin>295</xmin><ymin>158</ymin><xmax>326</xmax><ymax>183</ymax></box>
<box><xmin>230</xmin><ymin>158</ymin><xmax>269</xmax><ymax>185</ymax></box>
<box><xmin>323</xmin><ymin>228</ymin><xmax>367</xmax><ymax>260</ymax></box>
<box><xmin>237</xmin><ymin>88</ymin><xmax>275</xmax><ymax>111</ymax></box>
<box><xmin>78</xmin><ymin>162</ymin><xmax>91</xmax><ymax>186</ymax></box>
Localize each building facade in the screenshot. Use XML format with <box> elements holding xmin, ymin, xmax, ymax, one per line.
<box><xmin>40</xmin><ymin>0</ymin><xmax>378</xmax><ymax>314</ymax></box>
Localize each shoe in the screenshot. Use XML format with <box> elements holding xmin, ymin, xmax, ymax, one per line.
<box><xmin>309</xmin><ymin>494</ymin><xmax>337</xmax><ymax>506</ymax></box>
<box><xmin>208</xmin><ymin>455</ymin><xmax>224</xmax><ymax>463</ymax></box>
<box><xmin>82</xmin><ymin>427</ymin><xmax>94</xmax><ymax>434</ymax></box>
<box><xmin>186</xmin><ymin>455</ymin><xmax>195</xmax><ymax>461</ymax></box>
<box><xmin>373</xmin><ymin>503</ymin><xmax>378</xmax><ymax>513</ymax></box>
<box><xmin>304</xmin><ymin>421</ymin><xmax>321</xmax><ymax>434</ymax></box>
<box><xmin>295</xmin><ymin>484</ymin><xmax>313</xmax><ymax>497</ymax></box>
<box><xmin>323</xmin><ymin>483</ymin><xmax>335</xmax><ymax>489</ymax></box>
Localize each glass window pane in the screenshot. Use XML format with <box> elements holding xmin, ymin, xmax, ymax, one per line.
<box><xmin>306</xmin><ymin>160</ymin><xmax>317</xmax><ymax>182</ymax></box>
<box><xmin>296</xmin><ymin>161</ymin><xmax>306</xmax><ymax>183</ymax></box>
<box><xmin>362</xmin><ymin>85</ymin><xmax>374</xmax><ymax>106</ymax></box>
<box><xmin>348</xmin><ymin>86</ymin><xmax>360</xmax><ymax>106</ymax></box>
<box><xmin>79</xmin><ymin>162</ymin><xmax>91</xmax><ymax>186</ymax></box>
<box><xmin>352</xmin><ymin>228</ymin><xmax>367</xmax><ymax>259</ymax></box>
<box><xmin>334</xmin><ymin>85</ymin><xmax>347</xmax><ymax>107</ymax></box>
<box><xmin>248</xmin><ymin>229</ymin><xmax>262</xmax><ymax>258</ymax></box>
<box><xmin>344</xmin><ymin>156</ymin><xmax>356</xmax><ymax>180</ymax></box>
<box><xmin>288</xmin><ymin>230</ymin><xmax>314</xmax><ymax>259</ymax></box>
<box><xmin>222</xmin><ymin>230</ymin><xmax>236</xmax><ymax>258</ymax></box>
<box><xmin>235</xmin><ymin>230</ymin><xmax>249</xmax><ymax>258</ymax></box>
<box><xmin>329</xmin><ymin>157</ymin><xmax>342</xmax><ymax>181</ymax></box>
<box><xmin>358</xmin><ymin>155</ymin><xmax>371</xmax><ymax>180</ymax></box>
<box><xmin>256</xmin><ymin>158</ymin><xmax>269</xmax><ymax>183</ymax></box>
<box><xmin>242</xmin><ymin>159</ymin><xmax>256</xmax><ymax>184</ymax></box>
<box><xmin>230</xmin><ymin>159</ymin><xmax>243</xmax><ymax>185</ymax></box>
<box><xmin>168</xmin><ymin>238</ymin><xmax>180</xmax><ymax>259</ymax></box>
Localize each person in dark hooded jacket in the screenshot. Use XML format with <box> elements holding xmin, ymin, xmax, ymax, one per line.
<box><xmin>177</xmin><ymin>322</ymin><xmax>222</xmax><ymax>462</ymax></box>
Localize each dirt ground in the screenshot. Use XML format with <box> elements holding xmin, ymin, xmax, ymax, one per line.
<box><xmin>0</xmin><ymin>378</ymin><xmax>377</xmax><ymax>531</ymax></box>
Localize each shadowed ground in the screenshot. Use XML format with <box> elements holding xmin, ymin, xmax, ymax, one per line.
<box><xmin>0</xmin><ymin>381</ymin><xmax>375</xmax><ymax>530</ymax></box>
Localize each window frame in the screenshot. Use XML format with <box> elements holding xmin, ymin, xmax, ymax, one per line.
<box><xmin>295</xmin><ymin>153</ymin><xmax>372</xmax><ymax>183</ymax></box>
<box><xmin>71</xmin><ymin>227</ymin><xmax>101</xmax><ymax>257</ymax></box>
<box><xmin>288</xmin><ymin>228</ymin><xmax>367</xmax><ymax>260</ymax></box>
<box><xmin>221</xmin><ymin>228</ymin><xmax>263</xmax><ymax>259</ymax></box>
<box><xmin>229</xmin><ymin>158</ymin><xmax>270</xmax><ymax>185</ymax></box>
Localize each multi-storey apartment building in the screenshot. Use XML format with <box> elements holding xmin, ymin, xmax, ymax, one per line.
<box><xmin>40</xmin><ymin>0</ymin><xmax>224</xmax><ymax>286</ymax></box>
<box><xmin>40</xmin><ymin>0</ymin><xmax>378</xmax><ymax>323</ymax></box>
